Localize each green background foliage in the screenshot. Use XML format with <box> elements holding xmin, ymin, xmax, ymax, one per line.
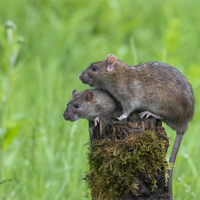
<box><xmin>0</xmin><ymin>1</ymin><xmax>199</xmax><ymax>199</ymax></box>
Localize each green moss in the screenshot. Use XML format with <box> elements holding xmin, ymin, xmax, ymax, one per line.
<box><xmin>85</xmin><ymin>131</ymin><xmax>171</xmax><ymax>199</ymax></box>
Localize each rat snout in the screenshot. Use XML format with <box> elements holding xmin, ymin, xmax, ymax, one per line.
<box><xmin>63</xmin><ymin>110</ymin><xmax>78</xmax><ymax>122</ymax></box>
<box><xmin>63</xmin><ymin>111</ymin><xmax>69</xmax><ymax>121</ymax></box>
<box><xmin>79</xmin><ymin>71</ymin><xmax>90</xmax><ymax>84</ymax></box>
<box><xmin>78</xmin><ymin>72</ymin><xmax>83</xmax><ymax>80</ymax></box>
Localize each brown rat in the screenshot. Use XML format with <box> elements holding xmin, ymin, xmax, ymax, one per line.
<box><xmin>79</xmin><ymin>54</ymin><xmax>194</xmax><ymax>199</ymax></box>
<box><xmin>63</xmin><ymin>88</ymin><xmax>121</xmax><ymax>126</ymax></box>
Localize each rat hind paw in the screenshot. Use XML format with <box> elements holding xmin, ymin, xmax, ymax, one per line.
<box><xmin>139</xmin><ymin>111</ymin><xmax>163</xmax><ymax>119</ymax></box>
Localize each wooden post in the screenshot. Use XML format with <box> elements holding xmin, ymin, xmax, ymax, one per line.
<box><xmin>86</xmin><ymin>113</ymin><xmax>170</xmax><ymax>200</ymax></box>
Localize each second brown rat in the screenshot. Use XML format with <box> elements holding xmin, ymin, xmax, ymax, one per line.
<box><xmin>63</xmin><ymin>88</ymin><xmax>121</xmax><ymax>126</ymax></box>
<box><xmin>79</xmin><ymin>54</ymin><xmax>194</xmax><ymax>200</ymax></box>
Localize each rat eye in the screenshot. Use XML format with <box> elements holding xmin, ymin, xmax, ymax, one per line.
<box><xmin>74</xmin><ymin>103</ymin><xmax>79</xmax><ymax>108</ymax></box>
<box><xmin>92</xmin><ymin>66</ymin><xmax>97</xmax><ymax>71</ymax></box>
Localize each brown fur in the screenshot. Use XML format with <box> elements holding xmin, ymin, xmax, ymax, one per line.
<box><xmin>79</xmin><ymin>57</ymin><xmax>194</xmax><ymax>134</ymax></box>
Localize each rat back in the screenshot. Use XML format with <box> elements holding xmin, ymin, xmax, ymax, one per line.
<box><xmin>132</xmin><ymin>62</ymin><xmax>194</xmax><ymax>132</ymax></box>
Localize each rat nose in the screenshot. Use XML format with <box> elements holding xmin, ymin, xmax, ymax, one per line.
<box><xmin>78</xmin><ymin>74</ymin><xmax>81</xmax><ymax>79</ymax></box>
<box><xmin>63</xmin><ymin>112</ymin><xmax>68</xmax><ymax>120</ymax></box>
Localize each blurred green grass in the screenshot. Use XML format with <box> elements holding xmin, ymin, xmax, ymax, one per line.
<box><xmin>0</xmin><ymin>1</ymin><xmax>200</xmax><ymax>199</ymax></box>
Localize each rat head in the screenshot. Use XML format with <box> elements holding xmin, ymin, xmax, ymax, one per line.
<box><xmin>63</xmin><ymin>89</ymin><xmax>95</xmax><ymax>122</ymax></box>
<box><xmin>78</xmin><ymin>54</ymin><xmax>118</xmax><ymax>87</ymax></box>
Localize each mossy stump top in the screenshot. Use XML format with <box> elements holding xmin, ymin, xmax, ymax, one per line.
<box><xmin>85</xmin><ymin>113</ymin><xmax>170</xmax><ymax>200</ymax></box>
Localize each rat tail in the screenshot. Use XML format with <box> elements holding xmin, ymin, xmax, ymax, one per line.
<box><xmin>168</xmin><ymin>132</ymin><xmax>184</xmax><ymax>200</ymax></box>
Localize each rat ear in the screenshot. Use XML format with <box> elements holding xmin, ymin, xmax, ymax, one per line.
<box><xmin>85</xmin><ymin>91</ymin><xmax>94</xmax><ymax>102</ymax></box>
<box><xmin>106</xmin><ymin>54</ymin><xmax>117</xmax><ymax>72</ymax></box>
<box><xmin>72</xmin><ymin>89</ymin><xmax>78</xmax><ymax>96</ymax></box>
<box><xmin>107</xmin><ymin>54</ymin><xmax>115</xmax><ymax>60</ymax></box>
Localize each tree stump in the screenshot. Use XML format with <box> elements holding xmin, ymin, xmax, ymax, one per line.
<box><xmin>85</xmin><ymin>113</ymin><xmax>170</xmax><ymax>200</ymax></box>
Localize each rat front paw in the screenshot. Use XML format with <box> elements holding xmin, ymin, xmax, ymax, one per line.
<box><xmin>94</xmin><ymin>116</ymin><xmax>100</xmax><ymax>126</ymax></box>
<box><xmin>139</xmin><ymin>111</ymin><xmax>163</xmax><ymax>119</ymax></box>
<box><xmin>117</xmin><ymin>114</ymin><xmax>128</xmax><ymax>121</ymax></box>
